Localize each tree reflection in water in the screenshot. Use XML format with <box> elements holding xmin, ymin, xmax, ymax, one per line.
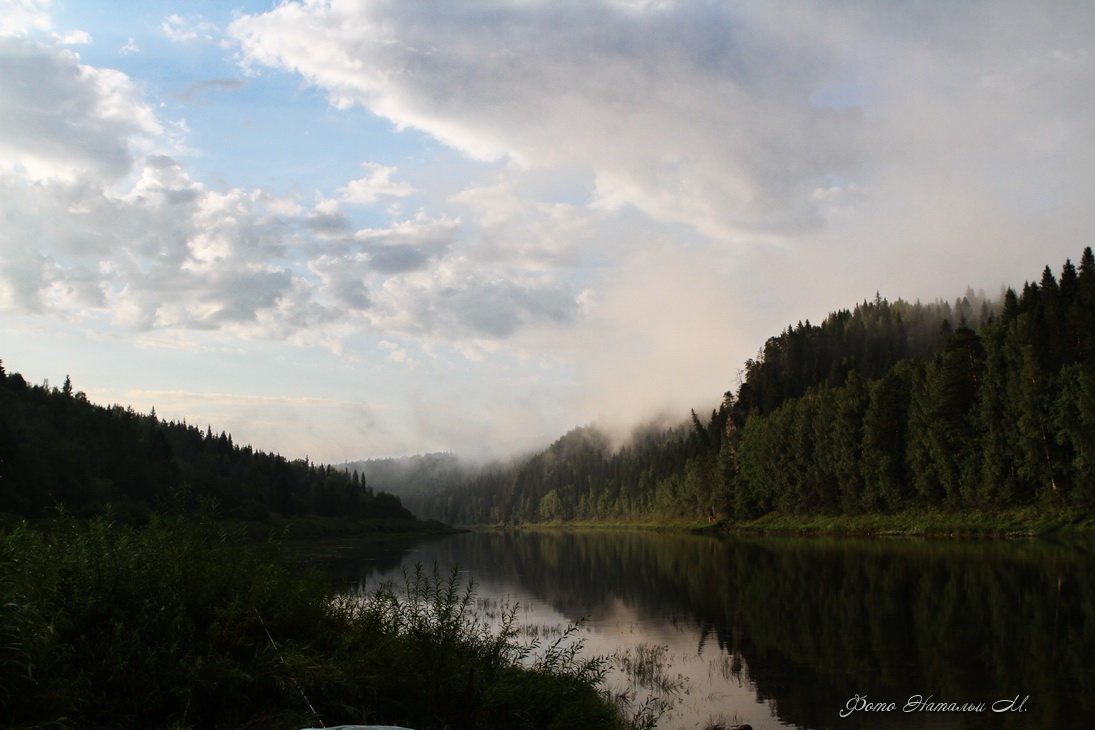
<box><xmin>315</xmin><ymin>530</ymin><xmax>1095</xmax><ymax>730</ymax></box>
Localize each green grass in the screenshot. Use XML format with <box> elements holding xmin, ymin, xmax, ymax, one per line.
<box><xmin>710</xmin><ymin>505</ymin><xmax>1095</xmax><ymax>537</ymax></box>
<box><xmin>0</xmin><ymin>516</ymin><xmax>639</xmax><ymax>729</ymax></box>
<box><xmin>461</xmin><ymin>506</ymin><xmax>1095</xmax><ymax>538</ymax></box>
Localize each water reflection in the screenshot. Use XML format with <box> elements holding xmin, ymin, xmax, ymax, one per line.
<box><xmin>307</xmin><ymin>531</ymin><xmax>1095</xmax><ymax>730</ymax></box>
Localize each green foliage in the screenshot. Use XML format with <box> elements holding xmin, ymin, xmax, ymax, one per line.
<box><xmin>0</xmin><ymin>516</ymin><xmax>329</xmax><ymax>728</ymax></box>
<box><xmin>860</xmin><ymin>363</ymin><xmax>914</xmax><ymax>510</ymax></box>
<box><xmin>1054</xmin><ymin>363</ymin><xmax>1095</xmax><ymax>498</ymax></box>
<box><xmin>0</xmin><ymin>518</ymin><xmax>632</xmax><ymax>729</ymax></box>
<box><xmin>0</xmin><ymin>370</ymin><xmax>413</xmax><ymax>522</ymax></box>
<box><xmin>324</xmin><ymin>564</ymin><xmax>626</xmax><ymax>729</ymax></box>
<box><xmin>422</xmin><ymin>248</ymin><xmax>1095</xmax><ymax>526</ymax></box>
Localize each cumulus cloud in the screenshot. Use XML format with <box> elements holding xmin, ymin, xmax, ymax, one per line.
<box><xmin>229</xmin><ymin>0</ymin><xmax>869</xmax><ymax>239</ymax></box>
<box><xmin>369</xmin><ymin>262</ymin><xmax>579</xmax><ymax>340</ymax></box>
<box><xmin>0</xmin><ymin>30</ymin><xmax>582</xmax><ymax>349</ymax></box>
<box><xmin>230</xmin><ymin>0</ymin><xmax>1095</xmax><ymax>267</ymax></box>
<box><xmin>1</xmin><ymin>148</ymin><xmax>307</xmax><ymax>331</ymax></box>
<box><xmin>339</xmin><ymin>162</ymin><xmax>415</xmax><ymax>204</ymax></box>
<box><xmin>304</xmin><ymin>204</ymin><xmax>353</xmax><ymax>239</ymax></box>
<box><xmin>0</xmin><ymin>35</ymin><xmax>161</xmax><ymax>182</ymax></box>
<box><xmin>0</xmin><ymin>0</ymin><xmax>53</xmax><ymax>36</ymax></box>
<box><xmin>0</xmin><ymin>37</ymin><xmax>287</xmax><ymax>329</ymax></box>
<box><xmin>355</xmin><ymin>214</ymin><xmax>456</xmax><ymax>272</ymax></box>
<box><xmin>450</xmin><ymin>177</ymin><xmax>595</xmax><ymax>270</ymax></box>
<box><xmin>228</xmin><ymin>0</ymin><xmax>1095</xmax><ymax>352</ymax></box>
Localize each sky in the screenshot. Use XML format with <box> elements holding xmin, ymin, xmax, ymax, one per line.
<box><xmin>3</xmin><ymin>0</ymin><xmax>1095</xmax><ymax>463</ymax></box>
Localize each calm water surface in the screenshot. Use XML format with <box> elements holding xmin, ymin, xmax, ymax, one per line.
<box><xmin>304</xmin><ymin>530</ymin><xmax>1095</xmax><ymax>730</ymax></box>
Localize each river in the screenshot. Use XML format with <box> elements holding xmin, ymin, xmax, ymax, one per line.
<box><xmin>302</xmin><ymin>529</ymin><xmax>1095</xmax><ymax>730</ymax></box>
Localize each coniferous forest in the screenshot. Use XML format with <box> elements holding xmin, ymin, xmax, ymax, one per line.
<box><xmin>0</xmin><ymin>357</ymin><xmax>634</xmax><ymax>729</ymax></box>
<box><xmin>419</xmin><ymin>249</ymin><xmax>1095</xmax><ymax>525</ymax></box>
<box><xmin>0</xmin><ymin>369</ymin><xmax>411</xmax><ymax>523</ymax></box>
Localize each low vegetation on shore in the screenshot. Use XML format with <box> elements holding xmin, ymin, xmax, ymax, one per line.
<box><xmin>0</xmin><ymin>516</ymin><xmax>635</xmax><ymax>730</ymax></box>
<box><xmin>707</xmin><ymin>504</ymin><xmax>1095</xmax><ymax>537</ymax></box>
<box><xmin>476</xmin><ymin>504</ymin><xmax>1095</xmax><ymax>537</ymax></box>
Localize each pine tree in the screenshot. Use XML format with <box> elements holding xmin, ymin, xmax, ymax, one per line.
<box><xmin>861</xmin><ymin>364</ymin><xmax>913</xmax><ymax>510</ymax></box>
<box><xmin>1052</xmin><ymin>363</ymin><xmax>1095</xmax><ymax>505</ymax></box>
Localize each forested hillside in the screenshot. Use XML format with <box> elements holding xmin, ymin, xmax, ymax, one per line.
<box><xmin>339</xmin><ymin>452</ymin><xmax>470</xmax><ymax>518</ymax></box>
<box><xmin>421</xmin><ymin>249</ymin><xmax>1095</xmax><ymax>524</ymax></box>
<box><xmin>0</xmin><ymin>368</ymin><xmax>411</xmax><ymax>522</ymax></box>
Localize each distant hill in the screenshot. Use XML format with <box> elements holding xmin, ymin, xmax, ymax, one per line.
<box><xmin>338</xmin><ymin>452</ymin><xmax>479</xmax><ymax>519</ymax></box>
<box><xmin>0</xmin><ymin>366</ymin><xmax>412</xmax><ymax>523</ymax></box>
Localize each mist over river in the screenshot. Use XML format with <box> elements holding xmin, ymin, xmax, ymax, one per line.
<box><xmin>302</xmin><ymin>530</ymin><xmax>1095</xmax><ymax>730</ymax></box>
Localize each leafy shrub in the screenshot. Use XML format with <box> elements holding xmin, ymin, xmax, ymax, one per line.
<box><xmin>0</xmin><ymin>518</ymin><xmax>633</xmax><ymax>729</ymax></box>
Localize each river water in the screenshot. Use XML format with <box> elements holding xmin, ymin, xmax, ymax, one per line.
<box><xmin>304</xmin><ymin>529</ymin><xmax>1095</xmax><ymax>730</ymax></box>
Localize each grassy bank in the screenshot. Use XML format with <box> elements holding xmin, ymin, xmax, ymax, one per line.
<box><xmin>705</xmin><ymin>505</ymin><xmax>1095</xmax><ymax>537</ymax></box>
<box><xmin>465</xmin><ymin>506</ymin><xmax>1095</xmax><ymax>538</ymax></box>
<box><xmin>0</xmin><ymin>516</ymin><xmax>635</xmax><ymax>730</ymax></box>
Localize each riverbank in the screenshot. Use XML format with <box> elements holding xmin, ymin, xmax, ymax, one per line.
<box><xmin>0</xmin><ymin>515</ymin><xmax>633</xmax><ymax>729</ymax></box>
<box><xmin>705</xmin><ymin>505</ymin><xmax>1095</xmax><ymax>537</ymax></box>
<box><xmin>252</xmin><ymin>513</ymin><xmax>462</xmax><ymax>541</ymax></box>
<box><xmin>0</xmin><ymin>511</ymin><xmax>463</xmax><ymax>542</ymax></box>
<box><xmin>464</xmin><ymin>505</ymin><xmax>1095</xmax><ymax>538</ymax></box>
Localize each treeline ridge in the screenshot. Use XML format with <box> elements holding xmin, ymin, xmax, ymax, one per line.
<box><xmin>417</xmin><ymin>248</ymin><xmax>1095</xmax><ymax>524</ymax></box>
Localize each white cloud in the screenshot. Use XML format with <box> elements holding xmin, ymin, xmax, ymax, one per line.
<box><xmin>339</xmin><ymin>162</ymin><xmax>415</xmax><ymax>204</ymax></box>
<box><xmin>227</xmin><ymin>0</ymin><xmax>1095</xmax><ymax>446</ymax></box>
<box><xmin>230</xmin><ymin>0</ymin><xmax>1095</xmax><ymax>263</ymax></box>
<box><xmin>451</xmin><ymin>177</ymin><xmax>595</xmax><ymax>270</ymax></box>
<box><xmin>0</xmin><ymin>22</ymin><xmax>591</xmax><ymax>352</ymax></box>
<box><xmin>57</xmin><ymin>29</ymin><xmax>90</xmax><ymax>45</ymax></box>
<box><xmin>0</xmin><ymin>48</ymin><xmax>305</xmax><ymax>331</ymax></box>
<box><xmin>354</xmin><ymin>213</ymin><xmax>457</xmax><ymax>272</ymax></box>
<box><xmin>10</xmin><ymin>0</ymin><xmax>1095</xmax><ymax>460</ymax></box>
<box><xmin>0</xmin><ymin>31</ymin><xmax>581</xmax><ymax>349</ymax></box>
<box><xmin>161</xmin><ymin>14</ymin><xmax>219</xmax><ymax>44</ymax></box>
<box><xmin>229</xmin><ymin>0</ymin><xmax>868</xmax><ymax>240</ymax></box>
<box><xmin>368</xmin><ymin>261</ymin><xmax>579</xmax><ymax>340</ymax></box>
<box><xmin>0</xmin><ymin>35</ymin><xmax>162</xmax><ymax>182</ymax></box>
<box><xmin>228</xmin><ymin>0</ymin><xmax>1095</xmax><ymax>332</ymax></box>
<box><xmin>0</xmin><ymin>0</ymin><xmax>52</xmax><ymax>36</ymax></box>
